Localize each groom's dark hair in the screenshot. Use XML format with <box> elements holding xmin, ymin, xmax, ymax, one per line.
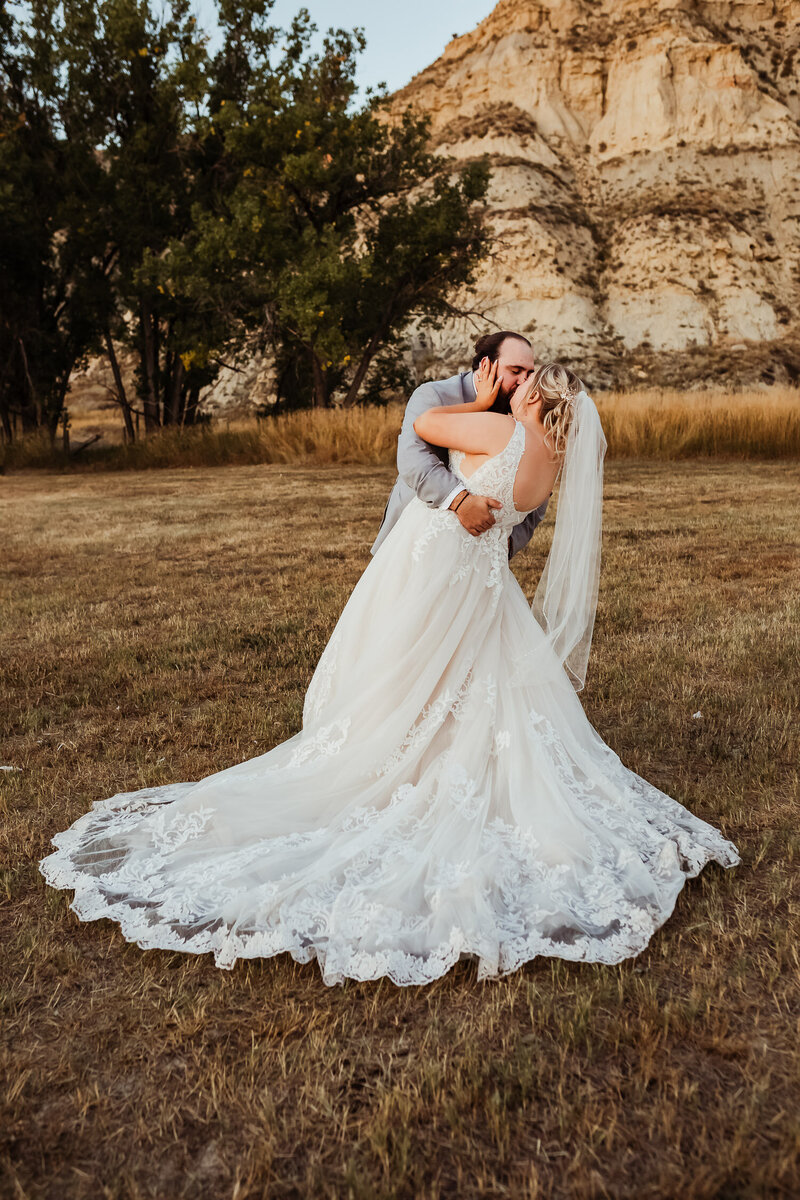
<box><xmin>471</xmin><ymin>330</ymin><xmax>532</xmax><ymax>371</ymax></box>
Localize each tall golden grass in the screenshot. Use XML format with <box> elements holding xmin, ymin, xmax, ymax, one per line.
<box><xmin>2</xmin><ymin>460</ymin><xmax>798</xmax><ymax>1197</ymax></box>
<box><xmin>595</xmin><ymin>388</ymin><xmax>800</xmax><ymax>458</ymax></box>
<box><xmin>2</xmin><ymin>388</ymin><xmax>798</xmax><ymax>471</ymax></box>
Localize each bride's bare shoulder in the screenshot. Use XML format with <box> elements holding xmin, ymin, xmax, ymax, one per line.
<box><xmin>513</xmin><ymin>422</ymin><xmax>561</xmax><ymax>510</ymax></box>
<box><xmin>485</xmin><ymin>412</ymin><xmax>517</xmax><ymax>447</ymax></box>
<box><xmin>519</xmin><ymin>419</ymin><xmax>560</xmax><ymax>464</ymax></box>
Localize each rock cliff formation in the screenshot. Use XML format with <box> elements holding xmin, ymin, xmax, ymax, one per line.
<box><xmin>394</xmin><ymin>0</ymin><xmax>800</xmax><ymax>389</ymax></box>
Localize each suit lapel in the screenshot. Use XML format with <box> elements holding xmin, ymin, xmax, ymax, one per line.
<box><xmin>441</xmin><ymin>371</ymin><xmax>476</xmax><ymax>406</ymax></box>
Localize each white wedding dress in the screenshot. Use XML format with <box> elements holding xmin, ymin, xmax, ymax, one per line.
<box><xmin>39</xmin><ymin>420</ymin><xmax>740</xmax><ymax>985</ymax></box>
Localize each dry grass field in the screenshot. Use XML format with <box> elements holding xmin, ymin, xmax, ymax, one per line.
<box><xmin>1</xmin><ymin>458</ymin><xmax>799</xmax><ymax>1199</ymax></box>
<box><xmin>3</xmin><ymin>388</ymin><xmax>800</xmax><ymax>471</ymax></box>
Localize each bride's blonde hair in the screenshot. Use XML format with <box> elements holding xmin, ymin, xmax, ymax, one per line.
<box><xmin>531</xmin><ymin>362</ymin><xmax>584</xmax><ymax>456</ymax></box>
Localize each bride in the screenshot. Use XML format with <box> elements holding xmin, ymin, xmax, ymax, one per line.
<box><xmin>39</xmin><ymin>361</ymin><xmax>740</xmax><ymax>986</ymax></box>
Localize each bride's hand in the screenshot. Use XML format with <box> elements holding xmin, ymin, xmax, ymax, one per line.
<box><xmin>474</xmin><ymin>357</ymin><xmax>501</xmax><ymax>411</ymax></box>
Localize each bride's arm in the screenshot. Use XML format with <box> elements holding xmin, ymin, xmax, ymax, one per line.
<box><xmin>413</xmin><ymin>409</ymin><xmax>514</xmax><ymax>456</ymax></box>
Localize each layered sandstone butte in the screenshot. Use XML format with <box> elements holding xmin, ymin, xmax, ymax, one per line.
<box><xmin>395</xmin><ymin>0</ymin><xmax>800</xmax><ymax>389</ymax></box>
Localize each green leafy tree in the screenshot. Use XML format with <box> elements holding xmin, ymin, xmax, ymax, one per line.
<box><xmin>0</xmin><ymin>0</ymin><xmax>115</xmax><ymax>441</ymax></box>
<box><xmin>156</xmin><ymin>5</ymin><xmax>492</xmax><ymax>408</ymax></box>
<box><xmin>81</xmin><ymin>0</ymin><xmax>218</xmax><ymax>430</ymax></box>
<box><xmin>2</xmin><ymin>0</ymin><xmax>492</xmax><ymax>442</ymax></box>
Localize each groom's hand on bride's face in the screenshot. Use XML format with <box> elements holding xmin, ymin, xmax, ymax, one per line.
<box><xmin>451</xmin><ymin>493</ymin><xmax>502</xmax><ymax>535</ymax></box>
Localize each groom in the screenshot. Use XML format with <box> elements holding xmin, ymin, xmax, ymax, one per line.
<box><xmin>371</xmin><ymin>331</ymin><xmax>549</xmax><ymax>559</ymax></box>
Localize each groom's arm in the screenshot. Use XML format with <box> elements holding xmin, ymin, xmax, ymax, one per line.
<box><xmin>397</xmin><ymin>383</ymin><xmax>466</xmax><ymax>509</ymax></box>
<box><xmin>509</xmin><ymin>498</ymin><xmax>550</xmax><ymax>560</ymax></box>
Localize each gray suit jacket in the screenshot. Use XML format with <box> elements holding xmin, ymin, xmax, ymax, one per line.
<box><xmin>371</xmin><ymin>370</ymin><xmax>549</xmax><ymax>559</ymax></box>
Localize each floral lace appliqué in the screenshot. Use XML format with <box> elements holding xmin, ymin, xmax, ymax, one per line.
<box><xmin>289</xmin><ymin>717</ymin><xmax>351</xmax><ymax>766</ymax></box>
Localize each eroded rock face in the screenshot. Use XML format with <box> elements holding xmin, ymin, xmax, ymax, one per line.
<box><xmin>395</xmin><ymin>0</ymin><xmax>800</xmax><ymax>389</ymax></box>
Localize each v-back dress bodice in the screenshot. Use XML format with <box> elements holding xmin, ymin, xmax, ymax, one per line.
<box><xmin>448</xmin><ymin>418</ymin><xmax>531</xmax><ymax>537</ymax></box>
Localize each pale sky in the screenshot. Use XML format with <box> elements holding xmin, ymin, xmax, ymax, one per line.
<box><xmin>194</xmin><ymin>0</ymin><xmax>494</xmax><ymax>95</ymax></box>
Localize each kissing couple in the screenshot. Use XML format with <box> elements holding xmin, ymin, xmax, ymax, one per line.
<box><xmin>40</xmin><ymin>330</ymin><xmax>740</xmax><ymax>987</ymax></box>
